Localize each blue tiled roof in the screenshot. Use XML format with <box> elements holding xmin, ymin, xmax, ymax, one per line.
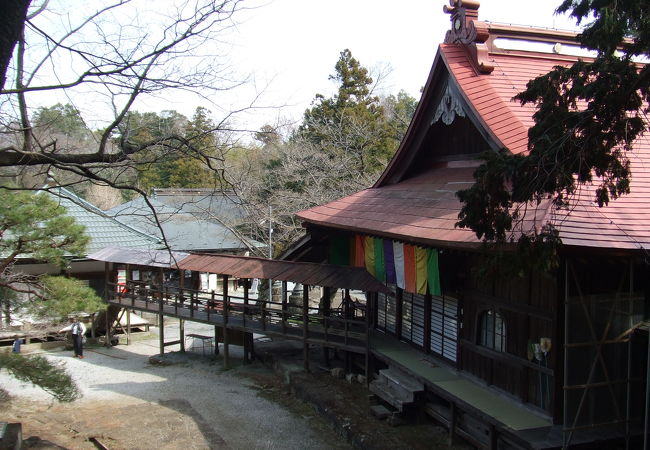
<box><xmin>44</xmin><ymin>187</ymin><xmax>161</xmax><ymax>255</ymax></box>
<box><xmin>106</xmin><ymin>192</ymin><xmax>264</xmax><ymax>253</ymax></box>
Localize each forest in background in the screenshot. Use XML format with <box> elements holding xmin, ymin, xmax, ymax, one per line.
<box><xmin>2</xmin><ymin>48</ymin><xmax>417</xmax><ymax>255</ymax></box>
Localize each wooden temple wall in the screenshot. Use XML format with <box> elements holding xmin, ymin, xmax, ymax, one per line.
<box><xmin>459</xmin><ymin>255</ymin><xmax>559</xmax><ymax>418</ymax></box>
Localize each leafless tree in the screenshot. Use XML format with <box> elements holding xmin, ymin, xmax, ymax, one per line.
<box><xmin>0</xmin><ymin>0</ymin><xmax>249</xmax><ymax>192</ymax></box>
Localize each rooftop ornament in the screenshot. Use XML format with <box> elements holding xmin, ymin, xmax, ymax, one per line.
<box><xmin>443</xmin><ymin>0</ymin><xmax>494</xmax><ymax>74</ymax></box>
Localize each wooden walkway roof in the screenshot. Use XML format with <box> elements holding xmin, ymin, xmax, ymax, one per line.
<box><xmin>89</xmin><ymin>246</ymin><xmax>390</xmax><ymax>294</ymax></box>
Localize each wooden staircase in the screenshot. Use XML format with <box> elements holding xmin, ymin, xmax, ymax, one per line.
<box><xmin>369</xmin><ymin>367</ymin><xmax>424</xmax><ymax>412</ymax></box>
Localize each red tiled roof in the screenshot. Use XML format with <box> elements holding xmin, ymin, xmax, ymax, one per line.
<box><xmin>297</xmin><ymin>43</ymin><xmax>650</xmax><ymax>252</ymax></box>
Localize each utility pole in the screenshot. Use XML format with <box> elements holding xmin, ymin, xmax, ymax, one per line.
<box><xmin>268</xmin><ymin>205</ymin><xmax>273</xmax><ymax>303</ymax></box>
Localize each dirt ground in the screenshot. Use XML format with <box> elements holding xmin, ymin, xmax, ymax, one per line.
<box><xmin>1</xmin><ymin>328</ymin><xmax>471</xmax><ymax>450</ymax></box>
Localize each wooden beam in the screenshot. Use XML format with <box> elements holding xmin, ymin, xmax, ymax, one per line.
<box><xmin>126</xmin><ymin>308</ymin><xmax>131</xmax><ymax>345</ymax></box>
<box><xmin>214</xmin><ymin>325</ymin><xmax>220</xmax><ymax>355</ymax></box>
<box><xmin>179</xmin><ymin>319</ymin><xmax>185</xmax><ymax>352</ymax></box>
<box><xmin>303</xmin><ymin>283</ymin><xmax>309</xmax><ymax>371</ymax></box>
<box><xmin>449</xmin><ymin>402</ymin><xmax>456</xmax><ymax>446</ymax></box>
<box><xmin>223</xmin><ymin>274</ymin><xmax>230</xmax><ymax>369</ymax></box>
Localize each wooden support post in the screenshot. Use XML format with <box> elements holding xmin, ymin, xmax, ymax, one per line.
<box><xmin>489</xmin><ymin>425</ymin><xmax>498</xmax><ymax>450</ymax></box>
<box><xmin>180</xmin><ymin>319</ymin><xmax>185</xmax><ymax>352</ymax></box>
<box><xmin>159</xmin><ymin>291</ymin><xmax>164</xmax><ymax>356</ymax></box>
<box><xmin>125</xmin><ymin>264</ymin><xmax>132</xmax><ymax>307</ymax></box>
<box><xmin>448</xmin><ymin>403</ymin><xmax>456</xmax><ymax>446</ymax></box>
<box><xmin>282</xmin><ymin>280</ymin><xmax>288</xmax><ymax>334</ymax></box>
<box><xmin>179</xmin><ymin>269</ymin><xmax>185</xmax><ymax>310</ymax></box>
<box><xmin>249</xmin><ymin>332</ymin><xmax>255</xmax><ymax>361</ymax></box>
<box><xmin>104</xmin><ymin>262</ymin><xmax>111</xmax><ymax>348</ymax></box>
<box><xmin>223</xmin><ymin>274</ymin><xmax>230</xmax><ymax>369</ymax></box>
<box><xmin>243</xmin><ymin>331</ymin><xmax>250</xmax><ymax>364</ymax></box>
<box><xmin>214</xmin><ymin>325</ymin><xmax>220</xmax><ymax>355</ymax></box>
<box><xmin>243</xmin><ymin>278</ymin><xmax>249</xmax><ymax>328</ymax></box>
<box><xmin>303</xmin><ymin>283</ymin><xmax>309</xmax><ymax>371</ymax></box>
<box><xmin>365</xmin><ymin>291</ymin><xmax>372</xmax><ymax>382</ymax></box>
<box><xmin>126</xmin><ymin>308</ymin><xmax>131</xmax><ymax>345</ymax></box>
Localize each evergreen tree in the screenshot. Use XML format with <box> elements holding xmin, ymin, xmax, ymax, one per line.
<box><xmin>457</xmin><ymin>0</ymin><xmax>650</xmax><ymax>269</ymax></box>
<box><xmin>0</xmin><ymin>189</ymin><xmax>102</xmax><ymax>402</ymax></box>
<box><xmin>171</xmin><ymin>107</ymin><xmax>219</xmax><ymax>188</ymax></box>
<box><xmin>298</xmin><ymin>49</ymin><xmax>394</xmax><ymax>174</ymax></box>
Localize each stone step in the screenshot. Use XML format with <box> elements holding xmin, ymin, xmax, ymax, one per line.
<box><xmin>369</xmin><ymin>404</ymin><xmax>392</xmax><ymax>420</ymax></box>
<box><xmin>377</xmin><ymin>368</ymin><xmax>424</xmax><ymax>400</ymax></box>
<box><xmin>369</xmin><ymin>379</ymin><xmax>408</xmax><ymax>411</ymax></box>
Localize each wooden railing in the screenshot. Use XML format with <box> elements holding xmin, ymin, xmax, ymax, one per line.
<box><xmin>106</xmin><ymin>280</ymin><xmax>368</xmax><ymax>350</ymax></box>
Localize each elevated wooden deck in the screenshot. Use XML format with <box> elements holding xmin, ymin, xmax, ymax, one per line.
<box><xmin>107</xmin><ymin>282</ymin><xmax>369</xmax><ymax>355</ymax></box>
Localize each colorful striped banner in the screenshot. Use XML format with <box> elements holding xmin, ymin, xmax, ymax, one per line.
<box><xmin>343</xmin><ymin>234</ymin><xmax>442</xmax><ymax>296</ymax></box>
<box><xmin>427</xmin><ymin>249</ymin><xmax>441</xmax><ymax>296</ymax></box>
<box><xmin>374</xmin><ymin>237</ymin><xmax>385</xmax><ymax>282</ymax></box>
<box><xmin>393</xmin><ymin>241</ymin><xmax>405</xmax><ymax>289</ymax></box>
<box><xmin>403</xmin><ymin>244</ymin><xmax>416</xmax><ymax>293</ymax></box>
<box><xmin>384</xmin><ymin>239</ymin><xmax>396</xmax><ymax>284</ymax></box>
<box><xmin>364</xmin><ymin>236</ymin><xmax>375</xmax><ymax>276</ymax></box>
<box><xmin>354</xmin><ymin>234</ymin><xmax>365</xmax><ymax>267</ymax></box>
<box><xmin>415</xmin><ymin>246</ymin><xmax>428</xmax><ymax>295</ymax></box>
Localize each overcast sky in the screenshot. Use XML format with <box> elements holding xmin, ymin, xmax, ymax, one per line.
<box><xmin>189</xmin><ymin>0</ymin><xmax>583</xmax><ymax>135</ymax></box>
<box><xmin>31</xmin><ymin>0</ymin><xmax>584</xmax><ymax>136</ymax></box>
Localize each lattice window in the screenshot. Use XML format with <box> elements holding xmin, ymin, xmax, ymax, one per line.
<box><xmin>401</xmin><ymin>291</ymin><xmax>426</xmax><ymax>348</ymax></box>
<box><xmin>376</xmin><ymin>285</ymin><xmax>397</xmax><ymax>334</ymax></box>
<box><xmin>479</xmin><ymin>309</ymin><xmax>506</xmax><ymax>352</ymax></box>
<box><xmin>431</xmin><ymin>295</ymin><xmax>458</xmax><ymax>362</ymax></box>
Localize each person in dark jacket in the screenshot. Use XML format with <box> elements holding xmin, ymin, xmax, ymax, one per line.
<box><xmin>61</xmin><ymin>317</ymin><xmax>86</xmax><ymax>358</ymax></box>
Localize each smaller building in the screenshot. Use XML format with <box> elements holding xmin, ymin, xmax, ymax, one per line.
<box><xmin>106</xmin><ymin>189</ymin><xmax>265</xmax><ymax>254</ymax></box>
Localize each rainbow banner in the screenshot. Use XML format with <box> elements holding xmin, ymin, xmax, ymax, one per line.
<box><xmin>327</xmin><ymin>234</ymin><xmax>442</xmax><ymax>296</ymax></box>
<box><xmin>393</xmin><ymin>241</ymin><xmax>405</xmax><ymax>289</ymax></box>
<box><xmin>364</xmin><ymin>236</ymin><xmax>375</xmax><ymax>276</ymax></box>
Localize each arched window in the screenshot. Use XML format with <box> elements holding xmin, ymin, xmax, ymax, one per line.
<box><xmin>479</xmin><ymin>309</ymin><xmax>506</xmax><ymax>352</ymax></box>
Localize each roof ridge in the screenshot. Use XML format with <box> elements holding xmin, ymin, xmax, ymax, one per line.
<box><xmin>45</xmin><ymin>186</ymin><xmax>161</xmax><ymax>245</ymax></box>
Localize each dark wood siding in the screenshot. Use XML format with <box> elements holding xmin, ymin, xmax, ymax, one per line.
<box><xmin>459</xmin><ymin>255</ymin><xmax>558</xmax><ymax>415</ymax></box>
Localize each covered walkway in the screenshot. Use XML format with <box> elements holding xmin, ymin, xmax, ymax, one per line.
<box><xmin>89</xmin><ymin>247</ymin><xmax>388</xmax><ymax>373</ymax></box>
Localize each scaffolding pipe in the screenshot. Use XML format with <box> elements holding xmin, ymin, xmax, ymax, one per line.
<box><xmin>644</xmin><ymin>326</ymin><xmax>650</xmax><ymax>450</ymax></box>
<box><xmin>563</xmin><ymin>259</ymin><xmax>570</xmax><ymax>450</ymax></box>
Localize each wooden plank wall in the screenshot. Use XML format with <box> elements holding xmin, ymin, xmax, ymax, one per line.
<box><xmin>459</xmin><ymin>254</ymin><xmax>558</xmax><ymax>416</ymax></box>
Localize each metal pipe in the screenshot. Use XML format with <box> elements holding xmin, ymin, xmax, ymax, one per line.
<box><xmin>643</xmin><ymin>329</ymin><xmax>650</xmax><ymax>450</ymax></box>
<box><xmin>563</xmin><ymin>259</ymin><xmax>569</xmax><ymax>449</ymax></box>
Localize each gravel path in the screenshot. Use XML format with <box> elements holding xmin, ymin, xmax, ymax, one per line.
<box><xmin>1</xmin><ymin>322</ymin><xmax>351</xmax><ymax>449</ymax></box>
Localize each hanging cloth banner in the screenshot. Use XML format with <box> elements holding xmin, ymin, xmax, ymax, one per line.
<box><xmin>393</xmin><ymin>241</ymin><xmax>405</xmax><ymax>289</ymax></box>
<box><xmin>354</xmin><ymin>235</ymin><xmax>365</xmax><ymax>267</ymax></box>
<box><xmin>384</xmin><ymin>239</ymin><xmax>396</xmax><ymax>284</ymax></box>
<box><xmin>427</xmin><ymin>248</ymin><xmax>442</xmax><ymax>296</ymax></box>
<box><xmin>374</xmin><ymin>237</ymin><xmax>386</xmax><ymax>282</ymax></box>
<box><xmin>364</xmin><ymin>236</ymin><xmax>376</xmax><ymax>276</ymax></box>
<box><xmin>328</xmin><ymin>235</ymin><xmax>349</xmax><ymax>266</ymax></box>
<box><xmin>415</xmin><ymin>246</ymin><xmax>428</xmax><ymax>295</ymax></box>
<box><xmin>403</xmin><ymin>244</ymin><xmax>416</xmax><ymax>293</ymax></box>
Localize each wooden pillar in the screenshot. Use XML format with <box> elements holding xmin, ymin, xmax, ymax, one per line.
<box><xmin>281</xmin><ymin>280</ymin><xmax>288</xmax><ymax>334</ymax></box>
<box><xmin>159</xmin><ymin>285</ymin><xmax>164</xmax><ymax>356</ymax></box>
<box><xmin>179</xmin><ymin>268</ymin><xmax>185</xmax><ymax>306</ymax></box>
<box><xmin>126</xmin><ymin>263</ymin><xmax>133</xmax><ymax>308</ymax></box>
<box><xmin>322</xmin><ymin>287</ymin><xmax>331</xmax><ymax>366</ymax></box>
<box><xmin>365</xmin><ymin>291</ymin><xmax>372</xmax><ymax>383</ymax></box>
<box><xmin>214</xmin><ymin>325</ymin><xmax>220</xmax><ymax>355</ymax></box>
<box><xmin>126</xmin><ymin>308</ymin><xmax>131</xmax><ymax>345</ymax></box>
<box><xmin>104</xmin><ymin>262</ymin><xmax>111</xmax><ymax>348</ymax></box>
<box><xmin>448</xmin><ymin>403</ymin><xmax>457</xmax><ymax>445</ymax></box>
<box><xmin>180</xmin><ymin>319</ymin><xmax>185</xmax><ymax>352</ymax></box>
<box><xmin>243</xmin><ymin>331</ymin><xmax>250</xmax><ymax>364</ymax></box>
<box><xmin>223</xmin><ymin>274</ymin><xmax>230</xmax><ymax>369</ymax></box>
<box><xmin>303</xmin><ymin>283</ymin><xmax>309</xmax><ymax>371</ymax></box>
<box><xmin>243</xmin><ymin>278</ymin><xmax>249</xmax><ymax>329</ymax></box>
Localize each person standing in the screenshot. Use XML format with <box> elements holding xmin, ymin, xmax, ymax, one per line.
<box><xmin>69</xmin><ymin>317</ymin><xmax>86</xmax><ymax>359</ymax></box>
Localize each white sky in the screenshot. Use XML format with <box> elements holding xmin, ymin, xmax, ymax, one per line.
<box><xmin>190</xmin><ymin>0</ymin><xmax>583</xmax><ymax>135</ymax></box>
<box><xmin>218</xmin><ymin>1</ymin><xmax>580</xmax><ymax>130</ymax></box>
<box><xmin>30</xmin><ymin>0</ymin><xmax>584</xmax><ymax>136</ymax></box>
